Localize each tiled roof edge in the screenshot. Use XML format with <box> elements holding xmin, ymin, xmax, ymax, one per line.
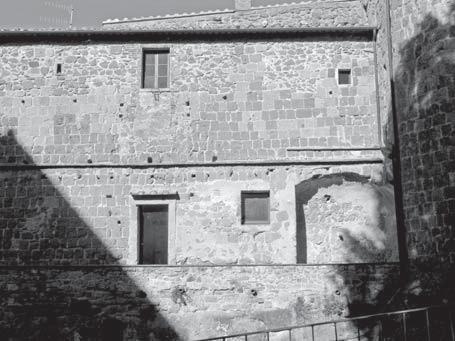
<box><xmin>103</xmin><ymin>9</ymin><xmax>234</xmax><ymax>25</ymax></box>
<box><xmin>102</xmin><ymin>0</ymin><xmax>359</xmax><ymax>25</ymax></box>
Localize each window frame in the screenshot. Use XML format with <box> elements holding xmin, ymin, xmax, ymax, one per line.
<box><xmin>141</xmin><ymin>48</ymin><xmax>170</xmax><ymax>90</ymax></box>
<box><xmin>241</xmin><ymin>190</ymin><xmax>271</xmax><ymax>225</ymax></box>
<box><xmin>337</xmin><ymin>68</ymin><xmax>351</xmax><ymax>85</ymax></box>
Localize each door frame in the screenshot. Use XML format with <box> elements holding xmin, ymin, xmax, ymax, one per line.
<box><xmin>129</xmin><ymin>197</ymin><xmax>177</xmax><ymax>265</ymax></box>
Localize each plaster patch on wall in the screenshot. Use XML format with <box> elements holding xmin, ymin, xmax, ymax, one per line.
<box><xmin>305</xmin><ymin>181</ymin><xmax>398</xmax><ymax>263</ymax></box>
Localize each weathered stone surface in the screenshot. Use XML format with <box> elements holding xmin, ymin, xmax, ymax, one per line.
<box><xmin>103</xmin><ymin>1</ymin><xmax>369</xmax><ymax>30</ymax></box>
<box><xmin>0</xmin><ymin>163</ymin><xmax>396</xmax><ymax>266</ymax></box>
<box><xmin>0</xmin><ymin>1</ymin><xmax>427</xmax><ymax>339</ymax></box>
<box><xmin>0</xmin><ymin>40</ymin><xmax>378</xmax><ymax>165</ymax></box>
<box><xmin>0</xmin><ymin>264</ymin><xmax>400</xmax><ymax>340</ymax></box>
<box><xmin>390</xmin><ymin>0</ymin><xmax>455</xmax><ymax>267</ymax></box>
<box><xmin>304</xmin><ymin>179</ymin><xmax>398</xmax><ymax>263</ymax></box>
<box><xmin>361</xmin><ymin>0</ymin><xmax>455</xmax><ymax>305</ymax></box>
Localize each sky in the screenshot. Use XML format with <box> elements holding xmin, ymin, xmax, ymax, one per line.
<box><xmin>0</xmin><ymin>0</ymin><xmax>294</xmax><ymax>29</ymax></box>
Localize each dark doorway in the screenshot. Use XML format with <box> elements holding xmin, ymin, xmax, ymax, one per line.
<box><xmin>139</xmin><ymin>205</ymin><xmax>169</xmax><ymax>264</ymax></box>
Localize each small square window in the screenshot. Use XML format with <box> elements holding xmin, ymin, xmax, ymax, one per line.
<box><xmin>241</xmin><ymin>191</ymin><xmax>270</xmax><ymax>224</ymax></box>
<box><xmin>142</xmin><ymin>49</ymin><xmax>169</xmax><ymax>89</ymax></box>
<box><xmin>56</xmin><ymin>63</ymin><xmax>62</xmax><ymax>74</ymax></box>
<box><xmin>338</xmin><ymin>69</ymin><xmax>351</xmax><ymax>85</ymax></box>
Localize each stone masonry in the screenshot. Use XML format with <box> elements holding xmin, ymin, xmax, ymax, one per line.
<box><xmin>0</xmin><ymin>41</ymin><xmax>379</xmax><ymax>165</ymax></box>
<box><xmin>361</xmin><ymin>0</ymin><xmax>455</xmax><ymax>299</ymax></box>
<box><xmin>390</xmin><ymin>0</ymin><xmax>455</xmax><ymax>268</ymax></box>
<box><xmin>103</xmin><ymin>0</ymin><xmax>368</xmax><ymax>30</ymax></box>
<box><xmin>3</xmin><ymin>0</ymin><xmax>452</xmax><ymax>339</ymax></box>
<box><xmin>0</xmin><ymin>163</ymin><xmax>397</xmax><ymax>266</ymax></box>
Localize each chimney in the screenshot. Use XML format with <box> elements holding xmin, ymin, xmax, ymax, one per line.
<box><xmin>235</xmin><ymin>0</ymin><xmax>252</xmax><ymax>11</ymax></box>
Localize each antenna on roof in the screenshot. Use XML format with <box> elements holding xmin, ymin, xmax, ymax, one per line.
<box><xmin>40</xmin><ymin>1</ymin><xmax>75</xmax><ymax>28</ymax></box>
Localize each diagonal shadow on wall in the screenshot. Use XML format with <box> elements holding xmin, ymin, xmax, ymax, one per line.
<box><xmin>0</xmin><ymin>130</ymin><xmax>179</xmax><ymax>340</ymax></box>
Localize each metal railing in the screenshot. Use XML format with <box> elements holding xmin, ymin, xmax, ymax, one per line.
<box><xmin>195</xmin><ymin>304</ymin><xmax>455</xmax><ymax>341</ymax></box>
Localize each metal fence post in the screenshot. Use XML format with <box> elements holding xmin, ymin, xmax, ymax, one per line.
<box><xmin>402</xmin><ymin>312</ymin><xmax>407</xmax><ymax>341</ymax></box>
<box><xmin>449</xmin><ymin>310</ymin><xmax>455</xmax><ymax>341</ymax></box>
<box><xmin>425</xmin><ymin>308</ymin><xmax>431</xmax><ymax>341</ymax></box>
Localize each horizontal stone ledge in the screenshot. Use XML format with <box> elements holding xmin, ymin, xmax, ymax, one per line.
<box><xmin>287</xmin><ymin>147</ymin><xmax>383</xmax><ymax>152</ymax></box>
<box><xmin>0</xmin><ymin>158</ymin><xmax>384</xmax><ymax>170</ymax></box>
<box><xmin>0</xmin><ymin>262</ymin><xmax>400</xmax><ymax>269</ymax></box>
<box><xmin>131</xmin><ymin>192</ymin><xmax>180</xmax><ymax>201</ymax></box>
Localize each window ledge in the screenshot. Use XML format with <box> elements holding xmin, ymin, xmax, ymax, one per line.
<box><xmin>0</xmin><ymin>262</ymin><xmax>400</xmax><ymax>269</ymax></box>
<box><xmin>140</xmin><ymin>88</ymin><xmax>172</xmax><ymax>93</ymax></box>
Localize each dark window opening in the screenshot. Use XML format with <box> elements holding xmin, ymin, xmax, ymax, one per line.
<box><xmin>139</xmin><ymin>205</ymin><xmax>169</xmax><ymax>264</ymax></box>
<box><xmin>338</xmin><ymin>69</ymin><xmax>351</xmax><ymax>85</ymax></box>
<box><xmin>142</xmin><ymin>49</ymin><xmax>169</xmax><ymax>89</ymax></box>
<box><xmin>241</xmin><ymin>191</ymin><xmax>270</xmax><ymax>225</ymax></box>
<box><xmin>56</xmin><ymin>63</ymin><xmax>62</xmax><ymax>74</ymax></box>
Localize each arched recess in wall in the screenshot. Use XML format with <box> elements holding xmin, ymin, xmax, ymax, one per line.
<box><xmin>295</xmin><ymin>172</ymin><xmax>399</xmax><ymax>264</ymax></box>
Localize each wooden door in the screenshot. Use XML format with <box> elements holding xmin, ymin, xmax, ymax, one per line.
<box><xmin>139</xmin><ymin>205</ymin><xmax>168</xmax><ymax>264</ymax></box>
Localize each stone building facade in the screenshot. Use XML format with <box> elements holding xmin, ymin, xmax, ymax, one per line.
<box><xmin>0</xmin><ymin>0</ymin><xmax>453</xmax><ymax>340</ymax></box>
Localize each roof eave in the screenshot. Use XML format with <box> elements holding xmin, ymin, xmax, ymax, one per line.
<box><xmin>0</xmin><ymin>27</ymin><xmax>378</xmax><ymax>44</ymax></box>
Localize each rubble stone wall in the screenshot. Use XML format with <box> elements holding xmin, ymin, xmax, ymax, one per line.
<box><xmin>103</xmin><ymin>0</ymin><xmax>368</xmax><ymax>30</ymax></box>
<box><xmin>390</xmin><ymin>0</ymin><xmax>455</xmax><ymax>266</ymax></box>
<box><xmin>0</xmin><ymin>41</ymin><xmax>379</xmax><ymax>165</ymax></box>
<box><xmin>0</xmin><ymin>2</ymin><xmax>413</xmax><ymax>339</ymax></box>
<box><xmin>0</xmin><ymin>264</ymin><xmax>400</xmax><ymax>340</ymax></box>
<box><xmin>0</xmin><ymin>163</ymin><xmax>398</xmax><ymax>266</ymax></box>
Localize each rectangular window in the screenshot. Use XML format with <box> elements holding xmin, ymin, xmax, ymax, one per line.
<box><xmin>338</xmin><ymin>69</ymin><xmax>351</xmax><ymax>85</ymax></box>
<box><xmin>142</xmin><ymin>49</ymin><xmax>169</xmax><ymax>89</ymax></box>
<box><xmin>138</xmin><ymin>205</ymin><xmax>169</xmax><ymax>264</ymax></box>
<box><xmin>241</xmin><ymin>191</ymin><xmax>270</xmax><ymax>224</ymax></box>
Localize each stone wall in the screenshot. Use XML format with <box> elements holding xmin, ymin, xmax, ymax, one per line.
<box><xmin>0</xmin><ymin>264</ymin><xmax>400</xmax><ymax>340</ymax></box>
<box><xmin>0</xmin><ymin>33</ymin><xmax>395</xmax><ymax>264</ymax></box>
<box><xmin>351</xmin><ymin>0</ymin><xmax>455</xmax><ymax>304</ymax></box>
<box><xmin>0</xmin><ymin>40</ymin><xmax>379</xmax><ymax>165</ymax></box>
<box><xmin>103</xmin><ymin>0</ymin><xmax>368</xmax><ymax>30</ymax></box>
<box><xmin>0</xmin><ymin>2</ymin><xmax>409</xmax><ymax>339</ymax></box>
<box><xmin>389</xmin><ymin>0</ymin><xmax>455</xmax><ymax>270</ymax></box>
<box><xmin>361</xmin><ymin>0</ymin><xmax>392</xmax><ymax>147</ymax></box>
<box><xmin>302</xmin><ymin>174</ymin><xmax>398</xmax><ymax>263</ymax></box>
<box><xmin>0</xmin><ymin>160</ymin><xmax>397</xmax><ymax>266</ymax></box>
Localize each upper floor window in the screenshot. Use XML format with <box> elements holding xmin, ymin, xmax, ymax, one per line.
<box><xmin>338</xmin><ymin>69</ymin><xmax>351</xmax><ymax>85</ymax></box>
<box><xmin>142</xmin><ymin>49</ymin><xmax>169</xmax><ymax>89</ymax></box>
